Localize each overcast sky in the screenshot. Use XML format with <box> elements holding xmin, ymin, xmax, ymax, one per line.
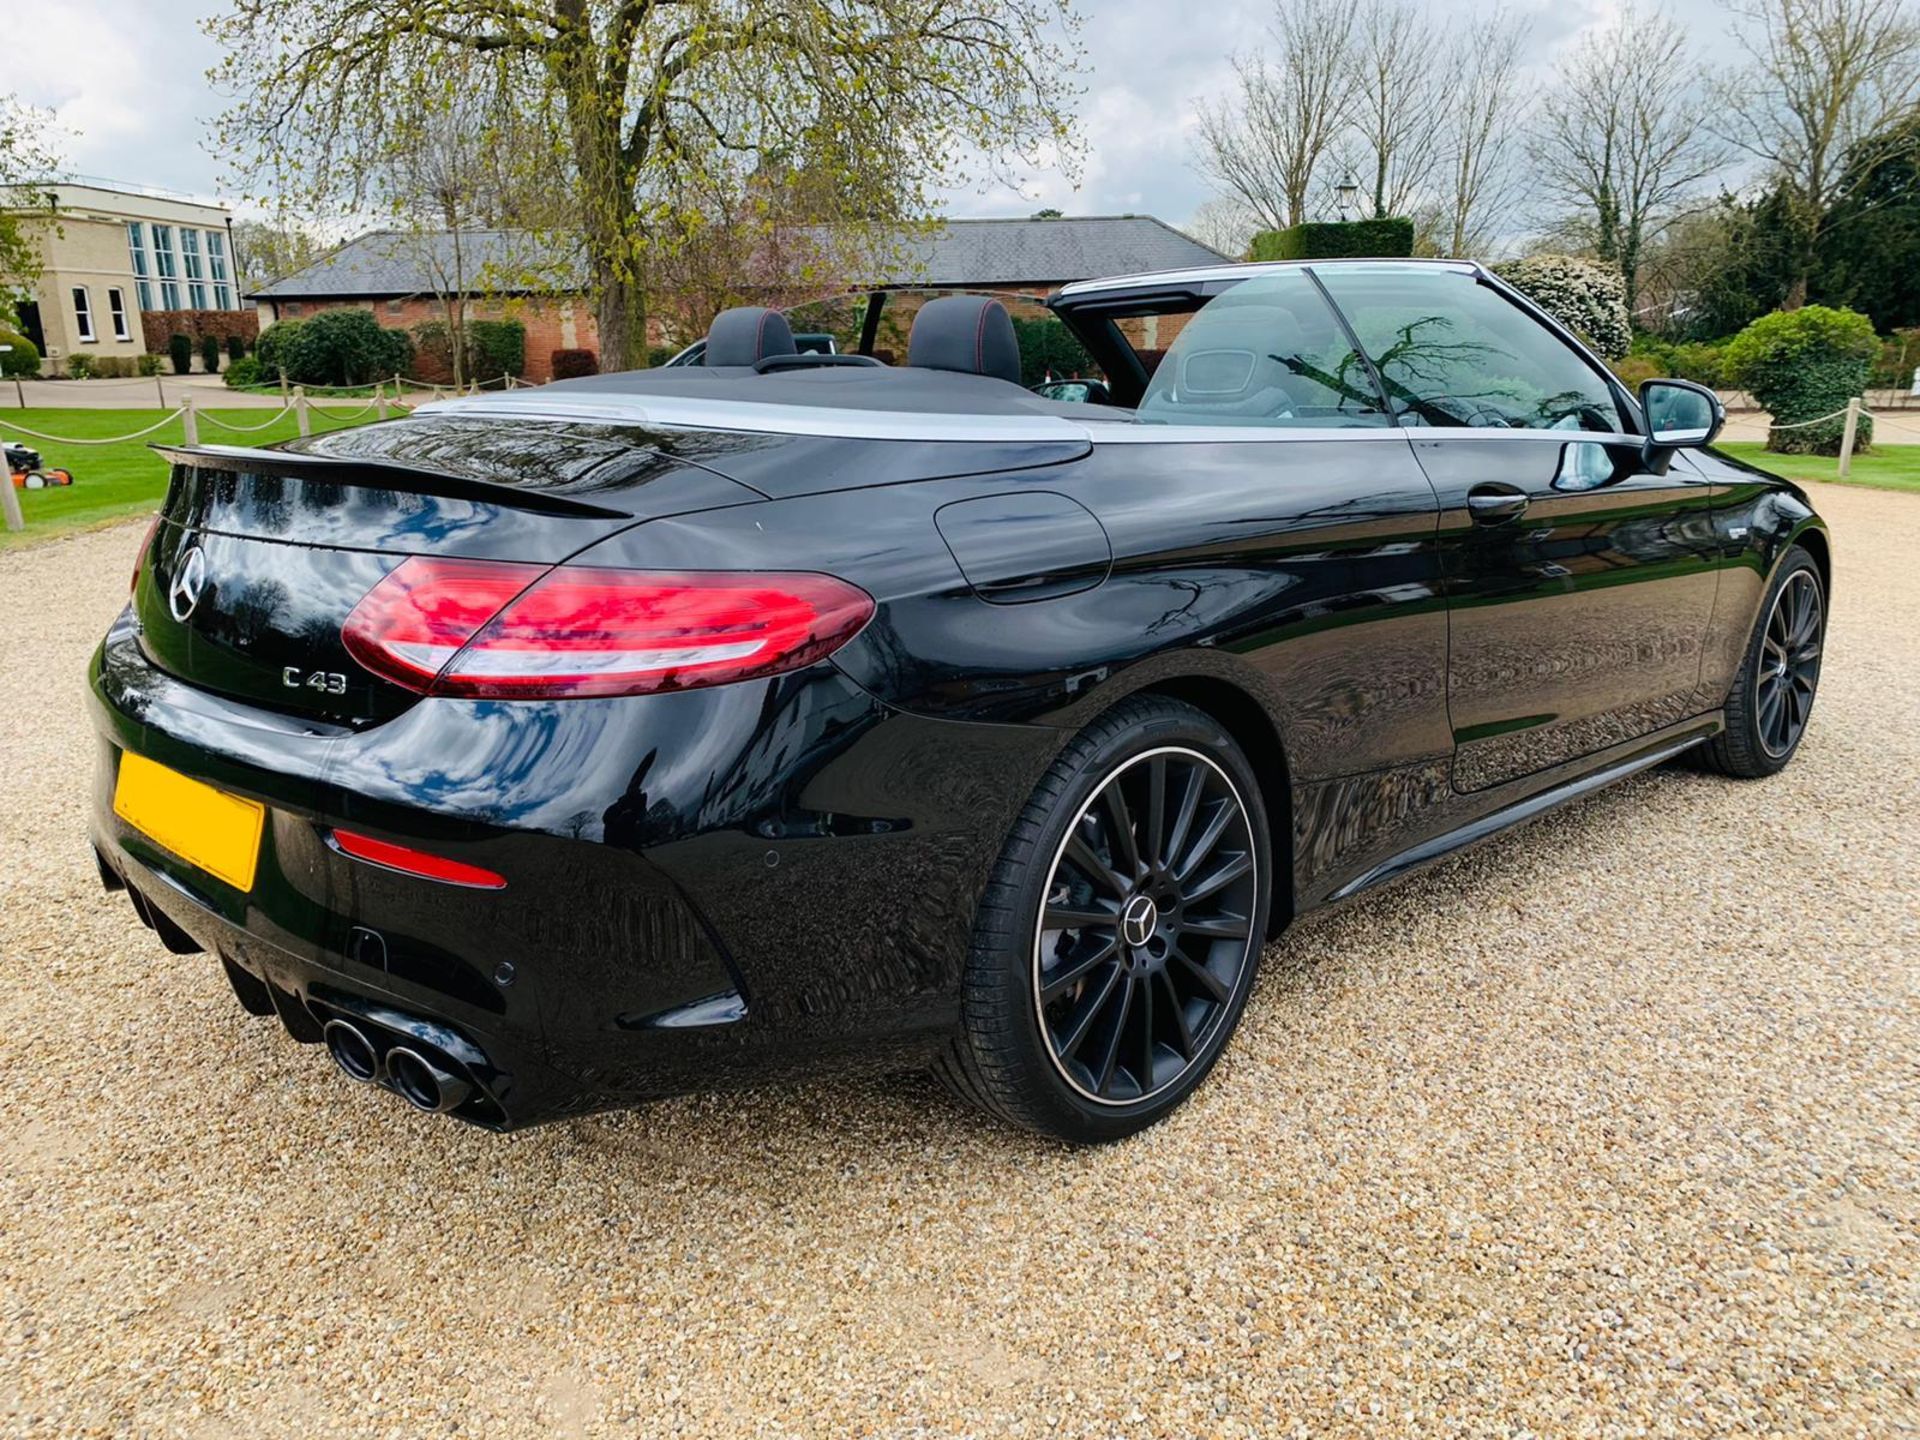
<box><xmin>16</xmin><ymin>0</ymin><xmax>1747</xmax><ymax>232</ymax></box>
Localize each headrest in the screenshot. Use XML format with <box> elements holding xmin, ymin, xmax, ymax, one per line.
<box><xmin>907</xmin><ymin>296</ymin><xmax>1021</xmax><ymax>384</ymax></box>
<box><xmin>706</xmin><ymin>307</ymin><xmax>796</xmax><ymax>367</ymax></box>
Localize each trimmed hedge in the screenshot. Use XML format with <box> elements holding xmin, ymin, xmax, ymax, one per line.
<box><xmin>200</xmin><ymin>333</ymin><xmax>223</xmax><ymax>374</ymax></box>
<box><xmin>168</xmin><ymin>333</ymin><xmax>193</xmax><ymax>376</ymax></box>
<box><xmin>550</xmin><ymin>347</ymin><xmax>599</xmax><ymax>380</ymax></box>
<box><xmin>138</xmin><ymin>307</ymin><xmax>258</xmax><ymax>356</ymax></box>
<box><xmin>1250</xmin><ymin>218</ymin><xmax>1415</xmax><ymax>261</ymax></box>
<box><xmin>1723</xmin><ymin>305</ymin><xmax>1878</xmax><ymax>455</ymax></box>
<box><xmin>224</xmin><ymin>356</ymin><xmax>264</xmax><ymax>388</ymax></box>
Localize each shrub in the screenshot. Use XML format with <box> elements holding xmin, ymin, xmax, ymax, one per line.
<box><xmin>66</xmin><ymin>353</ymin><xmax>96</xmax><ymax>379</ymax></box>
<box><xmin>267</xmin><ymin>309</ymin><xmax>411</xmax><ymax>386</ymax></box>
<box><xmin>200</xmin><ymin>333</ymin><xmax>223</xmax><ymax>374</ymax></box>
<box><xmin>467</xmin><ymin>319</ymin><xmax>525</xmax><ymax>381</ymax></box>
<box><xmin>646</xmin><ymin>343</ymin><xmax>679</xmax><ymax>368</ymax></box>
<box><xmin>223</xmin><ymin>355</ymin><xmax>264</xmax><ymax>389</ymax></box>
<box><xmin>1010</xmin><ymin>315</ymin><xmax>1095</xmax><ymax>386</ymax></box>
<box><xmin>1609</xmin><ymin>355</ymin><xmax>1661</xmax><ymax>388</ymax></box>
<box><xmin>1493</xmin><ymin>255</ymin><xmax>1632</xmax><ymax>360</ymax></box>
<box><xmin>1250</xmin><ymin>217</ymin><xmax>1415</xmax><ymax>261</ymax></box>
<box><xmin>136</xmin><ymin>353</ymin><xmax>163</xmax><ymax>377</ymax></box>
<box><xmin>254</xmin><ymin>320</ymin><xmax>301</xmax><ymax>381</ymax></box>
<box><xmin>168</xmin><ymin>333</ymin><xmax>193</xmax><ymax>375</ymax></box>
<box><xmin>0</xmin><ymin>328</ymin><xmax>38</xmax><ymax>376</ymax></box>
<box><xmin>1722</xmin><ymin>305</ymin><xmax>1879</xmax><ymax>454</ymax></box>
<box><xmin>550</xmin><ymin>347</ymin><xmax>599</xmax><ymax>380</ymax></box>
<box><xmin>226</xmin><ymin>333</ymin><xmax>248</xmax><ymax>363</ymax></box>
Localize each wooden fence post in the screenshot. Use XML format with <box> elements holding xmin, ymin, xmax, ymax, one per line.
<box><xmin>374</xmin><ymin>381</ymin><xmax>388</xmax><ymax>421</ymax></box>
<box><xmin>156</xmin><ymin>375</ymin><xmax>166</xmax><ymax>408</ymax></box>
<box><xmin>1837</xmin><ymin>397</ymin><xmax>1861</xmax><ymax>478</ymax></box>
<box><xmin>0</xmin><ymin>470</ymin><xmax>22</xmax><ymax>533</ymax></box>
<box><xmin>295</xmin><ymin>386</ymin><xmax>311</xmax><ymax>437</ymax></box>
<box><xmin>180</xmin><ymin>393</ymin><xmax>198</xmax><ymax>446</ymax></box>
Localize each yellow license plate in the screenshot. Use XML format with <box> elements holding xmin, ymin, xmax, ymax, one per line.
<box><xmin>112</xmin><ymin>753</ymin><xmax>266</xmax><ymax>892</ymax></box>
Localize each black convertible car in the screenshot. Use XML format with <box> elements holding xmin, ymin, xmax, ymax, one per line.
<box><xmin>89</xmin><ymin>259</ymin><xmax>1829</xmax><ymax>1142</ymax></box>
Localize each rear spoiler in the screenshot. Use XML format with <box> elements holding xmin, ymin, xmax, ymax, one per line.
<box><xmin>148</xmin><ymin>442</ymin><xmax>632</xmax><ymax>519</ymax></box>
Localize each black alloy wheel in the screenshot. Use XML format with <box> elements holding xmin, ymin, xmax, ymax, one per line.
<box><xmin>938</xmin><ymin>696</ymin><xmax>1272</xmax><ymax>1143</ymax></box>
<box><xmin>1034</xmin><ymin>746</ymin><xmax>1258</xmax><ymax>1105</ymax></box>
<box><xmin>1755</xmin><ymin>568</ymin><xmax>1823</xmax><ymax>758</ymax></box>
<box><xmin>1699</xmin><ymin>544</ymin><xmax>1826</xmax><ymax>779</ymax></box>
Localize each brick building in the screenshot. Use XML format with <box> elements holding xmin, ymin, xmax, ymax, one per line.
<box><xmin>248</xmin><ymin>216</ymin><xmax>1226</xmax><ymax>381</ymax></box>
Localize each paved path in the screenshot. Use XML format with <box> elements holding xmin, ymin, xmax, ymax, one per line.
<box><xmin>2</xmin><ymin>485</ymin><xmax>1916</xmax><ymax>1436</ymax></box>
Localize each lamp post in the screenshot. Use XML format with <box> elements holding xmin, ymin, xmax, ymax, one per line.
<box><xmin>1334</xmin><ymin>173</ymin><xmax>1359</xmax><ymax>223</ymax></box>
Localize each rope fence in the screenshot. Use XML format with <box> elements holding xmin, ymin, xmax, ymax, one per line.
<box><xmin>3</xmin><ymin>409</ymin><xmax>187</xmax><ymax>445</ymax></box>
<box><xmin>196</xmin><ymin>404</ymin><xmax>296</xmax><ymax>434</ymax></box>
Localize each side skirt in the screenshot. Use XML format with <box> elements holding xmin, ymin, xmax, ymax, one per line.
<box><xmin>1324</xmin><ymin>718</ymin><xmax>1721</xmax><ymax>905</ymax></box>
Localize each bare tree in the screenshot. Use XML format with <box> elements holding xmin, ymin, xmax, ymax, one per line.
<box><xmin>1713</xmin><ymin>0</ymin><xmax>1920</xmax><ymax>305</ymax></box>
<box><xmin>1192</xmin><ymin>0</ymin><xmax>1358</xmax><ymax>230</ymax></box>
<box><xmin>1437</xmin><ymin>8</ymin><xmax>1533</xmax><ymax>256</ymax></box>
<box><xmin>210</xmin><ymin>0</ymin><xmax>1082</xmax><ymax>369</ymax></box>
<box><xmin>1534</xmin><ymin>3</ymin><xmax>1730</xmax><ymax>315</ymax></box>
<box><xmin>1183</xmin><ymin>196</ymin><xmax>1262</xmax><ymax>257</ymax></box>
<box><xmin>1348</xmin><ymin>0</ymin><xmax>1442</xmax><ymax>219</ymax></box>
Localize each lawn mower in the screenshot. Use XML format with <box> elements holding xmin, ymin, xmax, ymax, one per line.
<box><xmin>6</xmin><ymin>439</ymin><xmax>73</xmax><ymax>489</ymax></box>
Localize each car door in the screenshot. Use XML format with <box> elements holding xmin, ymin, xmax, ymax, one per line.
<box><xmin>1314</xmin><ymin>264</ymin><xmax>1721</xmax><ymax>793</ymax></box>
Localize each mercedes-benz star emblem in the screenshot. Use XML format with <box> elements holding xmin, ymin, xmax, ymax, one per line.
<box><xmin>169</xmin><ymin>544</ymin><xmax>208</xmax><ymax>622</ymax></box>
<box><xmin>1121</xmin><ymin>894</ymin><xmax>1159</xmax><ymax>949</ymax></box>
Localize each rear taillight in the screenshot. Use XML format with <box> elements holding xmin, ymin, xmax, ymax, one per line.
<box><xmin>131</xmin><ymin>514</ymin><xmax>162</xmax><ymax>596</ymax></box>
<box><xmin>342</xmin><ymin>557</ymin><xmax>875</xmax><ymax>699</ymax></box>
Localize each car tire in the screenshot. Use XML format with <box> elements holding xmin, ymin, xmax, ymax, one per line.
<box><xmin>937</xmin><ymin>695</ymin><xmax>1273</xmax><ymax>1143</ymax></box>
<box><xmin>1698</xmin><ymin>544</ymin><xmax>1825</xmax><ymax>779</ymax></box>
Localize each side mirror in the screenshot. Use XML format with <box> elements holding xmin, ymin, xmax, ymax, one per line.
<box><xmin>1639</xmin><ymin>378</ymin><xmax>1723</xmax><ymax>449</ymax></box>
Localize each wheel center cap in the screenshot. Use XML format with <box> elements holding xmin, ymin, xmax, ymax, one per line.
<box><xmin>1121</xmin><ymin>894</ymin><xmax>1160</xmax><ymax>948</ymax></box>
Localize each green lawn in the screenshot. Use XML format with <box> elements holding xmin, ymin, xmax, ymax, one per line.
<box><xmin>1</xmin><ymin>406</ymin><xmax>386</xmax><ymax>549</ymax></box>
<box><xmin>1716</xmin><ymin>441</ymin><xmax>1920</xmax><ymax>495</ymax></box>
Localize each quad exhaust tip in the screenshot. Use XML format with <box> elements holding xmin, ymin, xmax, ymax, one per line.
<box><xmin>322</xmin><ymin>1018</ymin><xmax>477</xmax><ymax>1115</ymax></box>
<box><xmin>322</xmin><ymin>1019</ymin><xmax>381</xmax><ymax>1083</ymax></box>
<box><xmin>386</xmin><ymin>1046</ymin><xmax>473</xmax><ymax>1114</ymax></box>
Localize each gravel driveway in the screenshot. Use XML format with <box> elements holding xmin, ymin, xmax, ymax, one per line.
<box><xmin>3</xmin><ymin>482</ymin><xmax>1916</xmax><ymax>1438</ymax></box>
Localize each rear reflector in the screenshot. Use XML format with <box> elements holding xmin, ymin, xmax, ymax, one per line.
<box><xmin>342</xmin><ymin>557</ymin><xmax>874</xmax><ymax>699</ymax></box>
<box><xmin>329</xmin><ymin>828</ymin><xmax>507</xmax><ymax>889</ymax></box>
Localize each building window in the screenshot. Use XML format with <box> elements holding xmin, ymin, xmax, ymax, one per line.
<box><xmin>206</xmin><ymin>229</ymin><xmax>234</xmax><ymax>310</ymax></box>
<box><xmin>126</xmin><ymin>222</ymin><xmax>155</xmax><ymax>311</ymax></box>
<box><xmin>182</xmin><ymin>229</ymin><xmax>207</xmax><ymax>309</ymax></box>
<box><xmin>72</xmin><ymin>287</ymin><xmax>96</xmax><ymax>342</ymax></box>
<box><xmin>108</xmin><ymin>288</ymin><xmax>130</xmax><ymax>341</ymax></box>
<box><xmin>152</xmin><ymin>225</ymin><xmax>180</xmax><ymax>309</ymax></box>
<box><xmin>284</xmin><ymin>302</ymin><xmax>303</xmax><ymax>317</ymax></box>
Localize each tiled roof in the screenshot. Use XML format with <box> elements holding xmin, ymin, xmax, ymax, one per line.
<box><xmin>248</xmin><ymin>216</ymin><xmax>1228</xmax><ymax>299</ymax></box>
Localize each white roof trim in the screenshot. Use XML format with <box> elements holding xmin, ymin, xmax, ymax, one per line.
<box><xmin>418</xmin><ymin>392</ymin><xmax>1097</xmax><ymax>444</ymax></box>
<box><xmin>1054</xmin><ymin>257</ymin><xmax>1478</xmax><ymax>299</ymax></box>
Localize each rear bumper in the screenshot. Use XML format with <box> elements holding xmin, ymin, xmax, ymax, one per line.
<box><xmin>87</xmin><ymin>609</ymin><xmax>1060</xmax><ymax>1126</ymax></box>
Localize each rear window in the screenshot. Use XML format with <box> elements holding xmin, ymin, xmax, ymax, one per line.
<box><xmin>1136</xmin><ymin>272</ymin><xmax>1391</xmax><ymax>429</ymax></box>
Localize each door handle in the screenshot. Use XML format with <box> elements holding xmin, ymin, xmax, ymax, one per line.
<box><xmin>1467</xmin><ymin>484</ymin><xmax>1529</xmax><ymax>525</ymax></box>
